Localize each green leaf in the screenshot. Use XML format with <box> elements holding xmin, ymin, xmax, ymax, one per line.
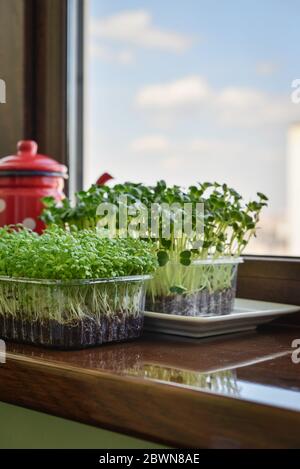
<box><xmin>180</xmin><ymin>257</ymin><xmax>191</xmax><ymax>266</ymax></box>
<box><xmin>157</xmin><ymin>250</ymin><xmax>169</xmax><ymax>267</ymax></box>
<box><xmin>257</xmin><ymin>192</ymin><xmax>268</xmax><ymax>201</ymax></box>
<box><xmin>41</xmin><ymin>196</ymin><xmax>56</xmax><ymax>208</ymax></box>
<box><xmin>161</xmin><ymin>239</ymin><xmax>172</xmax><ymax>249</ymax></box>
<box><xmin>180</xmin><ymin>250</ymin><xmax>191</xmax><ymax>259</ymax></box>
<box><xmin>170</xmin><ymin>285</ymin><xmax>187</xmax><ymax>294</ymax></box>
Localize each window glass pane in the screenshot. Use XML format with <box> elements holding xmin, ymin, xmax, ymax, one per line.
<box><xmin>85</xmin><ymin>0</ymin><xmax>300</xmax><ymax>256</ymax></box>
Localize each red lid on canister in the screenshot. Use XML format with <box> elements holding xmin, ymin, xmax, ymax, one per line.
<box><xmin>0</xmin><ymin>141</ymin><xmax>68</xmax><ymax>177</ymax></box>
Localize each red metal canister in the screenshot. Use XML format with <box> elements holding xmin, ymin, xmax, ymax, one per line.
<box><xmin>0</xmin><ymin>140</ymin><xmax>67</xmax><ymax>233</ymax></box>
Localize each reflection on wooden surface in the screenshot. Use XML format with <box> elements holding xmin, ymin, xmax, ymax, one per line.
<box><xmin>2</xmin><ymin>326</ymin><xmax>300</xmax><ymax>448</ymax></box>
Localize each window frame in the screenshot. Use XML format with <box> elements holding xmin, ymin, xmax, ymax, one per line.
<box><xmin>24</xmin><ymin>0</ymin><xmax>69</xmax><ymax>170</ymax></box>
<box><xmin>238</xmin><ymin>255</ymin><xmax>300</xmax><ymax>327</ymax></box>
<box><xmin>0</xmin><ymin>0</ymin><xmax>33</xmax><ymax>156</ymax></box>
<box><xmin>0</xmin><ymin>0</ymin><xmax>83</xmax><ymax>194</ymax></box>
<box><xmin>67</xmin><ymin>0</ymin><xmax>85</xmax><ymax>196</ymax></box>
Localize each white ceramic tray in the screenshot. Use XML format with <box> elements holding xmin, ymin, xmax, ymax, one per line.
<box><xmin>144</xmin><ymin>298</ymin><xmax>300</xmax><ymax>338</ymax></box>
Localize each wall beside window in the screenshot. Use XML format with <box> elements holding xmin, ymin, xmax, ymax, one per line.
<box><xmin>0</xmin><ymin>0</ymin><xmax>68</xmax><ymax>169</ymax></box>
<box><xmin>0</xmin><ymin>0</ymin><xmax>29</xmax><ymax>155</ymax></box>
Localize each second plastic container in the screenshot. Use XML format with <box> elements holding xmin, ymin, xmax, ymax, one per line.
<box><xmin>146</xmin><ymin>258</ymin><xmax>243</xmax><ymax>316</ymax></box>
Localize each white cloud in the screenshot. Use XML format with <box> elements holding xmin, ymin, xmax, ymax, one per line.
<box><xmin>135</xmin><ymin>76</ymin><xmax>300</xmax><ymax>128</ymax></box>
<box><xmin>90</xmin><ymin>10</ymin><xmax>192</xmax><ymax>53</ymax></box>
<box><xmin>188</xmin><ymin>138</ymin><xmax>243</xmax><ymax>155</ymax></box>
<box><xmin>89</xmin><ymin>43</ymin><xmax>134</xmax><ymax>65</ymax></box>
<box><xmin>136</xmin><ymin>76</ymin><xmax>211</xmax><ymax>110</ymax></box>
<box><xmin>161</xmin><ymin>156</ymin><xmax>183</xmax><ymax>171</ymax></box>
<box><xmin>218</xmin><ymin>87</ymin><xmax>297</xmax><ymax>127</ymax></box>
<box><xmin>218</xmin><ymin>87</ymin><xmax>266</xmax><ymax>108</ymax></box>
<box><xmin>130</xmin><ymin>135</ymin><xmax>171</xmax><ymax>153</ymax></box>
<box><xmin>131</xmin><ymin>136</ymin><xmax>244</xmax><ymax>158</ymax></box>
<box><xmin>256</xmin><ymin>61</ymin><xmax>279</xmax><ymax>76</ymax></box>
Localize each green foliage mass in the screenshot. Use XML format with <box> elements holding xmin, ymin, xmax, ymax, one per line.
<box><xmin>0</xmin><ymin>226</ymin><xmax>157</xmax><ymax>280</ymax></box>
<box><xmin>41</xmin><ymin>180</ymin><xmax>268</xmax><ymax>266</ymax></box>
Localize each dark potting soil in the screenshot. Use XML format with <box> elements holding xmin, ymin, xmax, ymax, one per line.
<box><xmin>0</xmin><ymin>313</ymin><xmax>144</xmax><ymax>349</ymax></box>
<box><xmin>146</xmin><ymin>287</ymin><xmax>236</xmax><ymax>316</ymax></box>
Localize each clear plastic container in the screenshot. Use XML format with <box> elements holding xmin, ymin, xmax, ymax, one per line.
<box><xmin>146</xmin><ymin>258</ymin><xmax>243</xmax><ymax>317</ymax></box>
<box><xmin>0</xmin><ymin>275</ymin><xmax>150</xmax><ymax>349</ymax></box>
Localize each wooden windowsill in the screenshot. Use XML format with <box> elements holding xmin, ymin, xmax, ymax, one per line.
<box><xmin>1</xmin><ymin>324</ymin><xmax>300</xmax><ymax>448</ymax></box>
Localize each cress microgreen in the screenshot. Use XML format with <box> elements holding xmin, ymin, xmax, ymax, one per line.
<box><xmin>0</xmin><ymin>226</ymin><xmax>157</xmax><ymax>324</ymax></box>
<box><xmin>0</xmin><ymin>226</ymin><xmax>157</xmax><ymax>280</ymax></box>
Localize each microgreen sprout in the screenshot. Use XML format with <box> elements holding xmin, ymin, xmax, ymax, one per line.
<box><xmin>0</xmin><ymin>227</ymin><xmax>157</xmax><ymax>325</ymax></box>
<box><xmin>0</xmin><ymin>225</ymin><xmax>157</xmax><ymax>280</ymax></box>
<box><xmin>42</xmin><ymin>181</ymin><xmax>268</xmax><ymax>262</ymax></box>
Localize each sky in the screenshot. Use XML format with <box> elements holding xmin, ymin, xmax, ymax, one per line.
<box><xmin>85</xmin><ymin>0</ymin><xmax>300</xmax><ymax>216</ymax></box>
